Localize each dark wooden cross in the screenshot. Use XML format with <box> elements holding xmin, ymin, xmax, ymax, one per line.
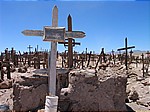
<box><xmin>117</xmin><ymin>37</ymin><xmax>135</xmax><ymax>70</ymax></box>
<box><xmin>112</xmin><ymin>49</ymin><xmax>115</xmax><ymax>64</ymax></box>
<box><xmin>27</xmin><ymin>45</ymin><xmax>33</xmax><ymax>54</ymax></box>
<box><xmin>129</xmin><ymin>49</ymin><xmax>133</xmax><ymax>63</ymax></box>
<box><xmin>146</xmin><ymin>51</ymin><xmax>150</xmax><ymax>58</ymax></box>
<box><xmin>58</xmin><ymin>15</ymin><xmax>81</xmax><ymax>68</ymax></box>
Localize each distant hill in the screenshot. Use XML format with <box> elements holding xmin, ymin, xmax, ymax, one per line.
<box><xmin>106</xmin><ymin>50</ymin><xmax>149</xmax><ymax>56</ymax></box>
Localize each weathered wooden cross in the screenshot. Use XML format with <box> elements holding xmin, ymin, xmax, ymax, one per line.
<box><xmin>58</xmin><ymin>15</ymin><xmax>81</xmax><ymax>68</ymax></box>
<box><xmin>146</xmin><ymin>51</ymin><xmax>150</xmax><ymax>58</ymax></box>
<box><xmin>22</xmin><ymin>6</ymin><xmax>85</xmax><ymax>96</ymax></box>
<box><xmin>129</xmin><ymin>49</ymin><xmax>133</xmax><ymax>63</ymax></box>
<box><xmin>117</xmin><ymin>37</ymin><xmax>135</xmax><ymax>70</ymax></box>
<box><xmin>27</xmin><ymin>45</ymin><xmax>33</xmax><ymax>54</ymax></box>
<box><xmin>111</xmin><ymin>49</ymin><xmax>115</xmax><ymax>64</ymax></box>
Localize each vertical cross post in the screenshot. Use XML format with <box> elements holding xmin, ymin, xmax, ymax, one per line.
<box><xmin>141</xmin><ymin>53</ymin><xmax>145</xmax><ymax>77</ymax></box>
<box><xmin>125</xmin><ymin>38</ymin><xmax>128</xmax><ymax>70</ymax></box>
<box><xmin>85</xmin><ymin>48</ymin><xmax>88</xmax><ymax>61</ymax></box>
<box><xmin>68</xmin><ymin>14</ymin><xmax>73</xmax><ymax>68</ymax></box>
<box><xmin>49</xmin><ymin>6</ymin><xmax>58</xmax><ymax>96</ymax></box>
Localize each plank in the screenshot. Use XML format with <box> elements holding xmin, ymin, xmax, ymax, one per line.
<box><xmin>22</xmin><ymin>30</ymin><xmax>85</xmax><ymax>38</ymax></box>
<box><xmin>49</xmin><ymin>5</ymin><xmax>58</xmax><ymax>96</ymax></box>
<box><xmin>22</xmin><ymin>30</ymin><xmax>43</xmax><ymax>36</ymax></box>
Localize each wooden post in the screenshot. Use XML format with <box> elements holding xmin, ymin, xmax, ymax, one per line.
<box><xmin>68</xmin><ymin>14</ymin><xmax>73</xmax><ymax>68</ymax></box>
<box><xmin>129</xmin><ymin>49</ymin><xmax>133</xmax><ymax>63</ymax></box>
<box><xmin>141</xmin><ymin>53</ymin><xmax>145</xmax><ymax>77</ymax></box>
<box><xmin>87</xmin><ymin>51</ymin><xmax>92</xmax><ymax>67</ymax></box>
<box><xmin>0</xmin><ymin>61</ymin><xmax>4</xmax><ymax>81</ymax></box>
<box><xmin>6</xmin><ymin>59</ymin><xmax>11</xmax><ymax>79</ymax></box>
<box><xmin>85</xmin><ymin>48</ymin><xmax>88</xmax><ymax>61</ymax></box>
<box><xmin>49</xmin><ymin>6</ymin><xmax>58</xmax><ymax>96</ymax></box>
<box><xmin>112</xmin><ymin>49</ymin><xmax>115</xmax><ymax>64</ymax></box>
<box><xmin>5</xmin><ymin>48</ymin><xmax>9</xmax><ymax>61</ymax></box>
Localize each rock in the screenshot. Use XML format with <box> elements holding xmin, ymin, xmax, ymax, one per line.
<box><xmin>13</xmin><ymin>83</ymin><xmax>48</xmax><ymax>111</ymax></box>
<box><xmin>141</xmin><ymin>81</ymin><xmax>150</xmax><ymax>86</ymax></box>
<box><xmin>18</xmin><ymin>66</ymin><xmax>27</xmax><ymax>73</ymax></box>
<box><xmin>136</xmin><ymin>98</ymin><xmax>150</xmax><ymax>107</ymax></box>
<box><xmin>10</xmin><ymin>67</ymin><xmax>16</xmax><ymax>72</ymax></box>
<box><xmin>59</xmin><ymin>67</ymin><xmax>127</xmax><ymax>111</ymax></box>
<box><xmin>136</xmin><ymin>76</ymin><xmax>144</xmax><ymax>81</ymax></box>
<box><xmin>0</xmin><ymin>79</ymin><xmax>13</xmax><ymax>89</ymax></box>
<box><xmin>128</xmin><ymin>88</ymin><xmax>139</xmax><ymax>102</ymax></box>
<box><xmin>0</xmin><ymin>105</ymin><xmax>9</xmax><ymax>112</ymax></box>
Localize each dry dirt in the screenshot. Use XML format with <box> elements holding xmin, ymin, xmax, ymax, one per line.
<box><xmin>0</xmin><ymin>62</ymin><xmax>150</xmax><ymax>111</ymax></box>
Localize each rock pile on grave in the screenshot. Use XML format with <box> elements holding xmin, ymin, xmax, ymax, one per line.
<box><xmin>59</xmin><ymin>66</ymin><xmax>127</xmax><ymax>111</ymax></box>
<box><xmin>18</xmin><ymin>65</ymin><xmax>27</xmax><ymax>73</ymax></box>
<box><xmin>0</xmin><ymin>79</ymin><xmax>13</xmax><ymax>89</ymax></box>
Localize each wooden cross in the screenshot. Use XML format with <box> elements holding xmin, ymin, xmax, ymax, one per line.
<box><xmin>95</xmin><ymin>48</ymin><xmax>106</xmax><ymax>69</ymax></box>
<box><xmin>22</xmin><ymin>6</ymin><xmax>85</xmax><ymax>96</ymax></box>
<box><xmin>27</xmin><ymin>45</ymin><xmax>33</xmax><ymax>54</ymax></box>
<box><xmin>129</xmin><ymin>49</ymin><xmax>133</xmax><ymax>63</ymax></box>
<box><xmin>117</xmin><ymin>37</ymin><xmax>135</xmax><ymax>70</ymax></box>
<box><xmin>111</xmin><ymin>49</ymin><xmax>115</xmax><ymax>64</ymax></box>
<box><xmin>58</xmin><ymin>15</ymin><xmax>81</xmax><ymax>68</ymax></box>
<box><xmin>146</xmin><ymin>51</ymin><xmax>150</xmax><ymax>58</ymax></box>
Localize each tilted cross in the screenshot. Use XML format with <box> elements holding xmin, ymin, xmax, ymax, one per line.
<box><xmin>22</xmin><ymin>6</ymin><xmax>85</xmax><ymax>96</ymax></box>
<box><xmin>117</xmin><ymin>37</ymin><xmax>135</xmax><ymax>70</ymax></box>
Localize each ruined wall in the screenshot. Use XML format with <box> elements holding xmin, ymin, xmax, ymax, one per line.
<box><xmin>12</xmin><ymin>68</ymin><xmax>69</xmax><ymax>111</ymax></box>
<box><xmin>13</xmin><ymin>75</ymin><xmax>48</xmax><ymax>111</ymax></box>
<box><xmin>60</xmin><ymin>67</ymin><xmax>127</xmax><ymax>111</ymax></box>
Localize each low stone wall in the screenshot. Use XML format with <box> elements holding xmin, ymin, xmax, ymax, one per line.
<box><xmin>13</xmin><ymin>75</ymin><xmax>48</xmax><ymax>111</ymax></box>
<box><xmin>12</xmin><ymin>68</ymin><xmax>69</xmax><ymax>111</ymax></box>
<box><xmin>60</xmin><ymin>67</ymin><xmax>127</xmax><ymax>111</ymax></box>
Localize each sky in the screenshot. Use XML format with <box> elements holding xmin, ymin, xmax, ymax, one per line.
<box><xmin>0</xmin><ymin>1</ymin><xmax>150</xmax><ymax>54</ymax></box>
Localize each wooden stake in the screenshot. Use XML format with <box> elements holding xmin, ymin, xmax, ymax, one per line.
<box><xmin>68</xmin><ymin>14</ymin><xmax>73</xmax><ymax>68</ymax></box>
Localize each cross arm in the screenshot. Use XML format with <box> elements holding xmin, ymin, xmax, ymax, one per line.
<box><xmin>22</xmin><ymin>29</ymin><xmax>86</xmax><ymax>38</ymax></box>
<box><xmin>117</xmin><ymin>46</ymin><xmax>135</xmax><ymax>51</ymax></box>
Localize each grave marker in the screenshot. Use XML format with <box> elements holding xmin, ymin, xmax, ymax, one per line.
<box><xmin>117</xmin><ymin>38</ymin><xmax>135</xmax><ymax>70</ymax></box>
<box><xmin>129</xmin><ymin>49</ymin><xmax>133</xmax><ymax>63</ymax></box>
<box><xmin>22</xmin><ymin>6</ymin><xmax>85</xmax><ymax>96</ymax></box>
<box><xmin>58</xmin><ymin>15</ymin><xmax>81</xmax><ymax>68</ymax></box>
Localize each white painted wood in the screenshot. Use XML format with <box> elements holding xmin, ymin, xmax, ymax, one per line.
<box><xmin>22</xmin><ymin>30</ymin><xmax>85</xmax><ymax>39</ymax></box>
<box><xmin>22</xmin><ymin>30</ymin><xmax>43</xmax><ymax>36</ymax></box>
<box><xmin>45</xmin><ymin>96</ymin><xmax>58</xmax><ymax>112</ymax></box>
<box><xmin>48</xmin><ymin>5</ymin><xmax>58</xmax><ymax>96</ymax></box>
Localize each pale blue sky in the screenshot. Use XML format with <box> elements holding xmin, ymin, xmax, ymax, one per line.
<box><xmin>0</xmin><ymin>1</ymin><xmax>150</xmax><ymax>53</ymax></box>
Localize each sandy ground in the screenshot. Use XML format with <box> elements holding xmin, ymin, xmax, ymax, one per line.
<box><xmin>0</xmin><ymin>62</ymin><xmax>150</xmax><ymax>111</ymax></box>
